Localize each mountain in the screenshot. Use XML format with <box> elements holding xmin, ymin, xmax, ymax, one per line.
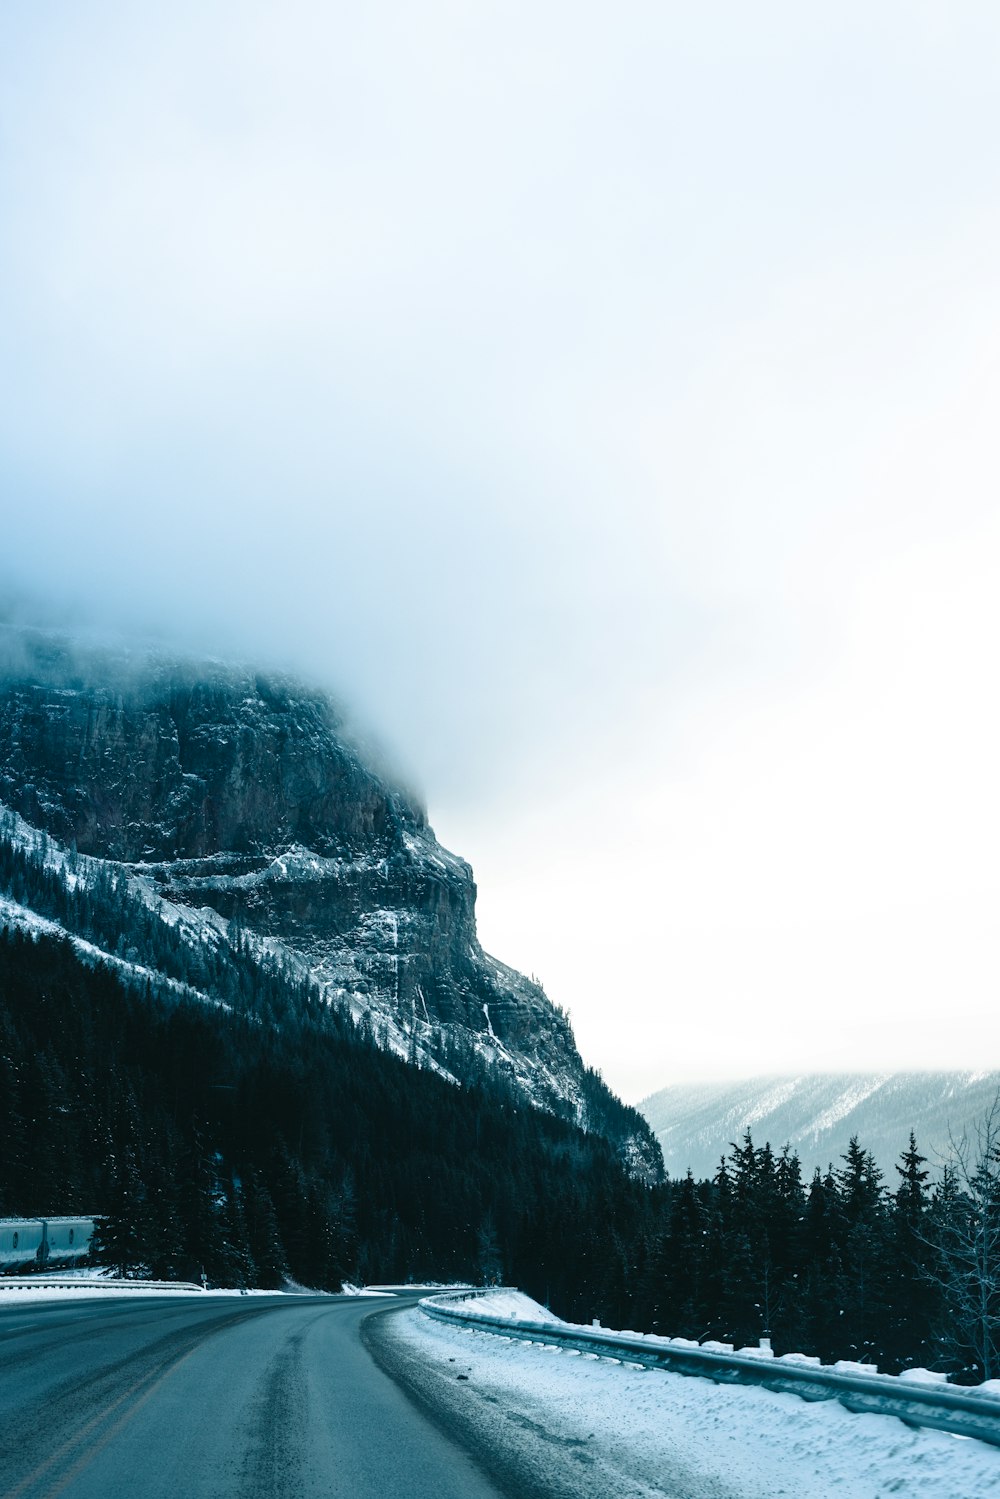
<box><xmin>0</xmin><ymin>902</ymin><xmax>660</xmax><ymax>1300</ymax></box>
<box><xmin>639</xmin><ymin>1072</ymin><xmax>1000</xmax><ymax>1182</ymax></box>
<box><xmin>0</xmin><ymin>623</ymin><xmax>660</xmax><ymax>1181</ymax></box>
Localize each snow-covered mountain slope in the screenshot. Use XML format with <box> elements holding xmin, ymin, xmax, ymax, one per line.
<box><xmin>639</xmin><ymin>1072</ymin><xmax>1000</xmax><ymax>1181</ymax></box>
<box><xmin>0</xmin><ymin>624</ymin><xmax>660</xmax><ymax>1179</ymax></box>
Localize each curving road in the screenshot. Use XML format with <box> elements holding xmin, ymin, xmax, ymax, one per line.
<box><xmin>0</xmin><ymin>1293</ymin><xmax>508</xmax><ymax>1499</ymax></box>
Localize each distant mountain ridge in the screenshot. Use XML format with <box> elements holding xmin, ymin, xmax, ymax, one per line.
<box><xmin>639</xmin><ymin>1072</ymin><xmax>1000</xmax><ymax>1182</ymax></box>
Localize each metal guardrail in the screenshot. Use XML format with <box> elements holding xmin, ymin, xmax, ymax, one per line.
<box><xmin>0</xmin><ymin>1277</ymin><xmax>205</xmax><ymax>1293</ymax></box>
<box><xmin>421</xmin><ymin>1290</ymin><xmax>1000</xmax><ymax>1449</ymax></box>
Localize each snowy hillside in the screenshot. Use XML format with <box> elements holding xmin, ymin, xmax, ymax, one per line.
<box><xmin>640</xmin><ymin>1072</ymin><xmax>1000</xmax><ymax>1181</ymax></box>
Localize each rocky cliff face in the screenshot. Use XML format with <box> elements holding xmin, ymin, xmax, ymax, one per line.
<box><xmin>0</xmin><ymin>643</ymin><xmax>415</xmax><ymax>861</ymax></box>
<box><xmin>0</xmin><ymin>626</ymin><xmax>661</xmax><ymax>1178</ymax></box>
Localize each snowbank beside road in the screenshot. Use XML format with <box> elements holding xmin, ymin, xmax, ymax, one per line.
<box><xmin>381</xmin><ymin>1298</ymin><xmax>1000</xmax><ymax>1499</ymax></box>
<box><xmin>0</xmin><ymin>1281</ymin><xmax>373</xmax><ymax>1304</ymax></box>
<box><xmin>0</xmin><ymin>1283</ymin><xmax>206</xmax><ymax>1303</ymax></box>
<box><xmin>438</xmin><ymin>1289</ymin><xmax>560</xmax><ymax>1322</ymax></box>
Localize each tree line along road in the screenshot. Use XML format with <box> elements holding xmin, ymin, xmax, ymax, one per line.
<box><xmin>0</xmin><ymin>1293</ymin><xmax>514</xmax><ymax>1499</ymax></box>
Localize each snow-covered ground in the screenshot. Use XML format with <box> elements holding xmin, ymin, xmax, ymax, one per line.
<box><xmin>0</xmin><ymin>1279</ymin><xmax>390</xmax><ymax>1305</ymax></box>
<box><xmin>383</xmin><ymin>1292</ymin><xmax>1000</xmax><ymax>1499</ymax></box>
<box><xmin>0</xmin><ymin>1283</ymin><xmax>208</xmax><ymax>1303</ymax></box>
<box><xmin>439</xmin><ymin>1289</ymin><xmax>561</xmax><ymax>1323</ymax></box>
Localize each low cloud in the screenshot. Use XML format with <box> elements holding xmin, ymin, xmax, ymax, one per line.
<box><xmin>3</xmin><ymin>2</ymin><xmax>1000</xmax><ymax>1089</ymax></box>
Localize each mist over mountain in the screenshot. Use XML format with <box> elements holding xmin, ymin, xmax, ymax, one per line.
<box><xmin>0</xmin><ymin>621</ymin><xmax>659</xmax><ymax>1180</ymax></box>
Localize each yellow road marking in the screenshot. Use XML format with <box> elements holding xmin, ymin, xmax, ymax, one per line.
<box><xmin>9</xmin><ymin>1340</ymin><xmax>201</xmax><ymax>1499</ymax></box>
<box><xmin>41</xmin><ymin>1344</ymin><xmax>201</xmax><ymax>1499</ymax></box>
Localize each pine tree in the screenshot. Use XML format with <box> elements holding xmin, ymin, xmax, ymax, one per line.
<box><xmin>835</xmin><ymin>1137</ymin><xmax>891</xmax><ymax>1363</ymax></box>
<box><xmin>92</xmin><ymin>1151</ymin><xmax>148</xmax><ymax>1277</ymax></box>
<box><xmin>888</xmin><ymin>1132</ymin><xmax>937</xmax><ymax>1368</ymax></box>
<box><xmin>244</xmin><ymin>1172</ymin><xmax>287</xmax><ymax>1287</ymax></box>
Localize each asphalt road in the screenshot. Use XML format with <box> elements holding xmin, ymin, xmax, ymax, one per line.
<box><xmin>0</xmin><ymin>1293</ymin><xmax>508</xmax><ymax>1499</ymax></box>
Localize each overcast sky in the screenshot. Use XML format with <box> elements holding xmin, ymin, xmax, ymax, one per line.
<box><xmin>2</xmin><ymin>3</ymin><xmax>998</xmax><ymax>1099</ymax></box>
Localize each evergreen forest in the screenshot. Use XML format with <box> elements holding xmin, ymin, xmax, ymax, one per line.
<box><xmin>3</xmin><ymin>923</ymin><xmax>998</xmax><ymax>1383</ymax></box>
<box><xmin>2</xmin><ymin>797</ymin><xmax>998</xmax><ymax>1386</ymax></box>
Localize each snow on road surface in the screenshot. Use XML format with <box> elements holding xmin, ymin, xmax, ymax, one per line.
<box><xmin>384</xmin><ymin>1292</ymin><xmax>1000</xmax><ymax>1499</ymax></box>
